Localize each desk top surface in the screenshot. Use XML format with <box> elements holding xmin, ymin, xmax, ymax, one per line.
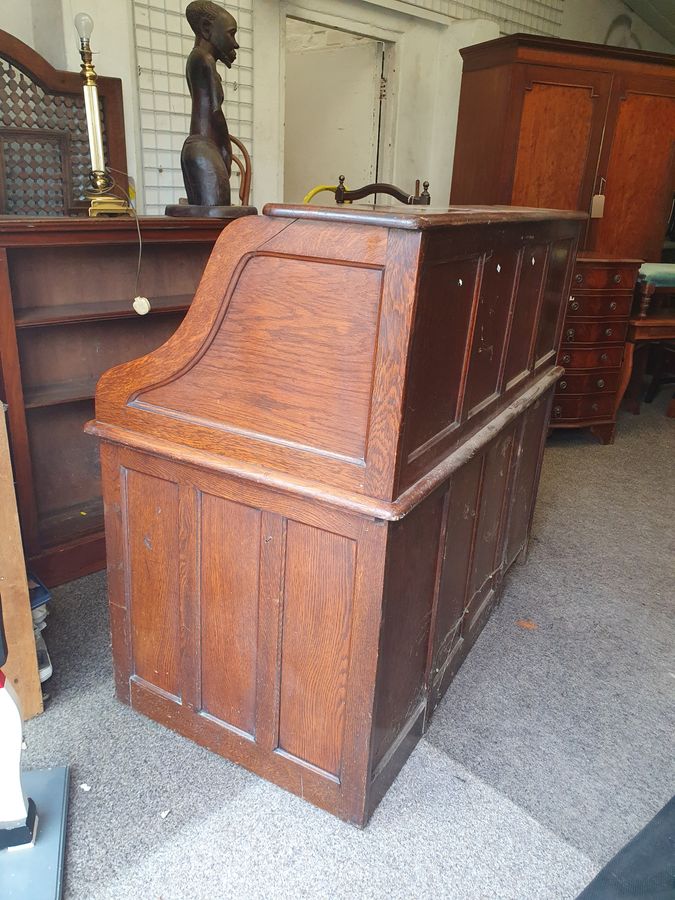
<box><xmin>264</xmin><ymin>203</ymin><xmax>587</xmax><ymax>230</ymax></box>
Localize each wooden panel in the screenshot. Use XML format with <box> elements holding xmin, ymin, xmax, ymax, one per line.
<box><xmin>200</xmin><ymin>494</ymin><xmax>261</xmax><ymax>734</ymax></box>
<box><xmin>503</xmin><ymin>243</ymin><xmax>548</xmax><ymax>387</ymax></box>
<box><xmin>0</xmin><ymin>404</ymin><xmax>42</xmax><ymax>719</ymax></box>
<box><xmin>464</xmin><ymin>249</ymin><xmax>519</xmax><ymax>414</ymax></box>
<box><xmin>450</xmin><ymin>65</ymin><xmax>513</xmax><ymax>204</ymax></box>
<box><xmin>534</xmin><ymin>239</ymin><xmax>575</xmax><ymax>364</ymax></box>
<box><xmin>278</xmin><ymin>521</ymin><xmax>356</xmax><ymax>778</ymax></box>
<box><xmin>26</xmin><ymin>400</ymin><xmax>101</xmax><ymax>544</ymax></box>
<box><xmin>371</xmin><ymin>490</ymin><xmax>445</xmax><ymax>773</ymax></box>
<box><xmin>430</xmin><ymin>455</ymin><xmax>483</xmax><ymax>688</ymax></box>
<box><xmin>18</xmin><ymin>316</ymin><xmax>182</xmax><ymax>401</ymax></box>
<box><xmin>504</xmin><ymin>398</ymin><xmax>549</xmax><ymax>568</ymax></box>
<box><xmin>512</xmin><ymin>69</ymin><xmax>611</xmax><ymax>212</ymax></box>
<box><xmin>468</xmin><ymin>427</ymin><xmax>516</xmax><ymax>602</ymax></box>
<box><xmin>8</xmin><ymin>244</ymin><xmax>211</xmax><ymax>315</ymax></box>
<box><xmin>126</xmin><ymin>469</ymin><xmax>181</xmax><ymax>699</ymax></box>
<box><xmin>401</xmin><ymin>255</ymin><xmax>479</xmax><ymax>458</ymax></box>
<box><xmin>140</xmin><ymin>255</ymin><xmax>383</xmax><ymax>461</ymax></box>
<box><xmin>594</xmin><ymin>81</ymin><xmax>675</xmax><ymax>260</ymax></box>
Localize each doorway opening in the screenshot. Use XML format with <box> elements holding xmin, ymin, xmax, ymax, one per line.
<box><xmin>283</xmin><ymin>18</ymin><xmax>388</xmax><ymax>204</ymax></box>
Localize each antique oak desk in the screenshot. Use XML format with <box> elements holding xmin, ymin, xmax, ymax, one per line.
<box><xmin>87</xmin><ymin>204</ymin><xmax>583</xmax><ymax>824</ymax></box>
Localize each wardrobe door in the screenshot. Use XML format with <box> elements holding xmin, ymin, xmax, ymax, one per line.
<box><xmin>510</xmin><ymin>65</ymin><xmax>613</xmax><ymax>218</ymax></box>
<box><xmin>592</xmin><ymin>73</ymin><xmax>675</xmax><ymax>261</ymax></box>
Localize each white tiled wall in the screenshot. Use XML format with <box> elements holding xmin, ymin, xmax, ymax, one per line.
<box><xmin>133</xmin><ymin>0</ymin><xmax>253</xmax><ymax>214</ymax></box>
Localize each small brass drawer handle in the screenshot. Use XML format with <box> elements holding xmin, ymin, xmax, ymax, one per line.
<box><xmin>575</xmin><ymin>273</ymin><xmax>583</xmax><ymax>285</ymax></box>
<box><xmin>609</xmin><ymin>301</ymin><xmax>617</xmax><ymax>311</ymax></box>
<box><xmin>600</xmin><ymin>353</ymin><xmax>609</xmax><ymax>362</ymax></box>
<box><xmin>612</xmin><ymin>273</ymin><xmax>622</xmax><ymax>285</ymax></box>
<box><xmin>559</xmin><ymin>380</ymin><xmax>568</xmax><ymax>390</ymax></box>
<box><xmin>604</xmin><ymin>327</ymin><xmax>613</xmax><ymax>337</ymax></box>
<box><xmin>596</xmin><ymin>378</ymin><xmax>605</xmax><ymax>389</ymax></box>
<box><xmin>553</xmin><ymin>405</ymin><xmax>562</xmax><ymax>418</ymax></box>
<box><xmin>591</xmin><ymin>402</ymin><xmax>599</xmax><ymax>412</ymax></box>
<box><xmin>566</xmin><ymin>328</ymin><xmax>576</xmax><ymax>341</ymax></box>
<box><xmin>570</xmin><ymin>299</ymin><xmax>580</xmax><ymax>311</ymax></box>
<box><xmin>562</xmin><ymin>354</ymin><xmax>571</xmax><ymax>364</ymax></box>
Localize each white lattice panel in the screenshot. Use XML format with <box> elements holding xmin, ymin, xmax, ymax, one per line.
<box><xmin>396</xmin><ymin>0</ymin><xmax>563</xmax><ymax>35</ymax></box>
<box><xmin>133</xmin><ymin>0</ymin><xmax>253</xmax><ymax>214</ymax></box>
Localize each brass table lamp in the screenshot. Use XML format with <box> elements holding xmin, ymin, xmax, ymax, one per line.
<box><xmin>75</xmin><ymin>12</ymin><xmax>131</xmax><ymax>217</ymax></box>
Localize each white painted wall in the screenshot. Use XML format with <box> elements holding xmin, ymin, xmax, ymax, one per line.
<box><xmin>254</xmin><ymin>0</ymin><xmax>499</xmax><ymax>205</ymax></box>
<box><xmin>0</xmin><ymin>4</ymin><xmax>35</xmax><ymax>47</ymax></box>
<box><xmin>560</xmin><ymin>0</ymin><xmax>675</xmax><ymax>52</ymax></box>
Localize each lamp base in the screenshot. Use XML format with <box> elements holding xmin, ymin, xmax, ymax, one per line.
<box><xmin>87</xmin><ymin>195</ymin><xmax>133</xmax><ymax>217</ymax></box>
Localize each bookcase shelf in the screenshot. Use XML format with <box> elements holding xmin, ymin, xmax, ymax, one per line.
<box><xmin>0</xmin><ymin>217</ymin><xmax>229</xmax><ymax>586</ymax></box>
<box><xmin>15</xmin><ymin>294</ymin><xmax>192</xmax><ymax>327</ymax></box>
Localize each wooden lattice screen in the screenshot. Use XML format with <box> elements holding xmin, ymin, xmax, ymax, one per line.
<box><xmin>0</xmin><ymin>29</ymin><xmax>127</xmax><ymax>216</ymax></box>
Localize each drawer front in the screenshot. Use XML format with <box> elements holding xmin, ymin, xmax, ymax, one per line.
<box><xmin>566</xmin><ymin>294</ymin><xmax>632</xmax><ymax>318</ymax></box>
<box><xmin>561</xmin><ymin>321</ymin><xmax>628</xmax><ymax>345</ymax></box>
<box><xmin>551</xmin><ymin>395</ymin><xmax>615</xmax><ymax>422</ymax></box>
<box><xmin>572</xmin><ymin>265</ymin><xmax>638</xmax><ymax>291</ymax></box>
<box><xmin>558</xmin><ymin>347</ymin><xmax>623</xmax><ymax>369</ymax></box>
<box><xmin>556</xmin><ymin>371</ymin><xmax>620</xmax><ymax>396</ymax></box>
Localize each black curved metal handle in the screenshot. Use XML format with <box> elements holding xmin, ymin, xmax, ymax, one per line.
<box><xmin>335</xmin><ymin>174</ymin><xmax>431</xmax><ymax>205</ymax></box>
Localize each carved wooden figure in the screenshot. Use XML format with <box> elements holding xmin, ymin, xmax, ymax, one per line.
<box><xmin>87</xmin><ymin>203</ymin><xmax>584</xmax><ymax>825</ymax></box>
<box><xmin>181</xmin><ymin>1</ymin><xmax>238</xmax><ymax>207</ymax></box>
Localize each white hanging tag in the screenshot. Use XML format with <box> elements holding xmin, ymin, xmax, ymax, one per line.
<box><xmin>591</xmin><ymin>193</ymin><xmax>605</xmax><ymax>219</ymax></box>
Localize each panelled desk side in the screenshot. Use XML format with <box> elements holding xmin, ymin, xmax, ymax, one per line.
<box><xmin>87</xmin><ymin>205</ymin><xmax>584</xmax><ymax>824</ymax></box>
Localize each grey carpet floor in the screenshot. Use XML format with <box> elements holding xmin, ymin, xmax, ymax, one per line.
<box><xmin>21</xmin><ymin>398</ymin><xmax>674</xmax><ymax>900</ymax></box>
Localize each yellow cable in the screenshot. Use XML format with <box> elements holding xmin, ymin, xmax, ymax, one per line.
<box><xmin>302</xmin><ymin>184</ymin><xmax>337</xmax><ymax>204</ymax></box>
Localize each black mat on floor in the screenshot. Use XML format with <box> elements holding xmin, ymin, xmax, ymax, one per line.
<box><xmin>577</xmin><ymin>796</ymin><xmax>675</xmax><ymax>899</ymax></box>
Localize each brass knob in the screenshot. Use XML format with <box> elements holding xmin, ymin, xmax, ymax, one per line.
<box><xmin>562</xmin><ymin>354</ymin><xmax>571</xmax><ymax>364</ymax></box>
<box><xmin>575</xmin><ymin>273</ymin><xmax>583</xmax><ymax>285</ymax></box>
<box><xmin>553</xmin><ymin>405</ymin><xmax>562</xmax><ymax>418</ymax></box>
<box><xmin>597</xmin><ymin>378</ymin><xmax>605</xmax><ymax>389</ymax></box>
<box><xmin>559</xmin><ymin>380</ymin><xmax>568</xmax><ymax>390</ymax></box>
<box><xmin>566</xmin><ymin>328</ymin><xmax>576</xmax><ymax>341</ymax></box>
<box><xmin>604</xmin><ymin>327</ymin><xmax>613</xmax><ymax>337</ymax></box>
<box><xmin>570</xmin><ymin>299</ymin><xmax>580</xmax><ymax>311</ymax></box>
<box><xmin>613</xmin><ymin>273</ymin><xmax>622</xmax><ymax>284</ymax></box>
<box><xmin>609</xmin><ymin>301</ymin><xmax>617</xmax><ymax>311</ymax></box>
<box><xmin>600</xmin><ymin>353</ymin><xmax>608</xmax><ymax>362</ymax></box>
<box><xmin>591</xmin><ymin>403</ymin><xmax>599</xmax><ymax>412</ymax></box>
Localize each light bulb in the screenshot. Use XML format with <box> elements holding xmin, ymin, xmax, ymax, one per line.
<box><xmin>74</xmin><ymin>13</ymin><xmax>94</xmax><ymax>43</ymax></box>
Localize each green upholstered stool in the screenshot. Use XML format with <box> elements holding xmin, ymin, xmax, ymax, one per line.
<box><xmin>636</xmin><ymin>263</ymin><xmax>675</xmax><ymax>317</ymax></box>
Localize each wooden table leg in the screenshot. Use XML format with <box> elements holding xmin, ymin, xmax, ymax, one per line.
<box><xmin>621</xmin><ymin>343</ymin><xmax>649</xmax><ymax>415</ymax></box>
<box><xmin>615</xmin><ymin>340</ymin><xmax>635</xmax><ymax>414</ymax></box>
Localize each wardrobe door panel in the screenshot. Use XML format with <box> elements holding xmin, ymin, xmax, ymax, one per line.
<box><xmin>593</xmin><ymin>74</ymin><xmax>675</xmax><ymax>260</ymax></box>
<box><xmin>511</xmin><ymin>66</ymin><xmax>612</xmax><ymax>217</ymax></box>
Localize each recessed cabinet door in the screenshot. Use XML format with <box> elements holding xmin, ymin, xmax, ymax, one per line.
<box><xmin>592</xmin><ymin>73</ymin><xmax>675</xmax><ymax>260</ymax></box>
<box><xmin>510</xmin><ymin>65</ymin><xmax>613</xmax><ymax>217</ymax></box>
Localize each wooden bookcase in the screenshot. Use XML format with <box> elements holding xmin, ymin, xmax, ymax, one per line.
<box><xmin>0</xmin><ymin>217</ymin><xmax>228</xmax><ymax>586</ymax></box>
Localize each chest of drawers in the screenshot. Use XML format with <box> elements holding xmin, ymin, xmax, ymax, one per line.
<box><xmin>551</xmin><ymin>257</ymin><xmax>641</xmax><ymax>443</ymax></box>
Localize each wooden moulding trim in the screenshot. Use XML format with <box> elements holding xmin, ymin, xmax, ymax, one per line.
<box><xmin>85</xmin><ymin>369</ymin><xmax>560</xmax><ymax>522</ymax></box>
<box><xmin>263</xmin><ymin>204</ymin><xmax>587</xmax><ymax>231</ymax></box>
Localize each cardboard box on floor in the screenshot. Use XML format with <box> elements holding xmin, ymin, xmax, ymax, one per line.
<box><xmin>0</xmin><ymin>404</ymin><xmax>42</xmax><ymax>719</ymax></box>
